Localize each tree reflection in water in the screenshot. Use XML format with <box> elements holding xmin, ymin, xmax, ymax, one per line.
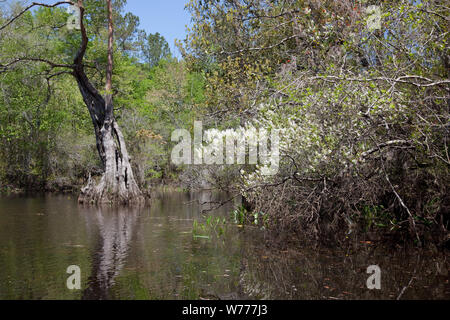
<box><xmin>80</xmin><ymin>205</ymin><xmax>141</xmax><ymax>300</ymax></box>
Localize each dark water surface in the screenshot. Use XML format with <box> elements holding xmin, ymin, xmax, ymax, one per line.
<box><xmin>0</xmin><ymin>191</ymin><xmax>448</xmax><ymax>300</ymax></box>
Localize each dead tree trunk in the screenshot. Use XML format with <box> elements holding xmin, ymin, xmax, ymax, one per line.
<box><xmin>75</xmin><ymin>69</ymin><xmax>143</xmax><ymax>204</ymax></box>
<box><xmin>75</xmin><ymin>0</ymin><xmax>143</xmax><ymax>204</ymax></box>
<box><xmin>0</xmin><ymin>0</ymin><xmax>144</xmax><ymax>204</ymax></box>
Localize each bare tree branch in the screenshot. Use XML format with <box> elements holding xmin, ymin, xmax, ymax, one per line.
<box><xmin>361</xmin><ymin>140</ymin><xmax>413</xmax><ymax>159</ymax></box>
<box><xmin>220</xmin><ymin>35</ymin><xmax>299</xmax><ymax>55</ymax></box>
<box><xmin>312</xmin><ymin>75</ymin><xmax>450</xmax><ymax>89</ymax></box>
<box><xmin>0</xmin><ymin>1</ymin><xmax>74</xmax><ymax>32</ymax></box>
<box><xmin>0</xmin><ymin>57</ymin><xmax>74</xmax><ymax>71</ymax></box>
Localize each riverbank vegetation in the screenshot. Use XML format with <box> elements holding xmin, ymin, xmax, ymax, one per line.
<box><xmin>0</xmin><ymin>0</ymin><xmax>448</xmax><ymax>246</ymax></box>
<box><xmin>182</xmin><ymin>0</ymin><xmax>449</xmax><ymax>247</ymax></box>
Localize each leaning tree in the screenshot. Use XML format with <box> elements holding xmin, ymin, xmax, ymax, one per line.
<box><xmin>0</xmin><ymin>0</ymin><xmax>144</xmax><ymax>204</ymax></box>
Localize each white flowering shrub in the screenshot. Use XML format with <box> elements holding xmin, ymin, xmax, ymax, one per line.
<box><xmin>239</xmin><ymin>73</ymin><xmax>448</xmax><ymax>243</ymax></box>
<box><xmin>183</xmin><ymin>0</ymin><xmax>449</xmax><ymax>245</ymax></box>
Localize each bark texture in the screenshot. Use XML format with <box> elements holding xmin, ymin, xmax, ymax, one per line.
<box><xmin>75</xmin><ymin>0</ymin><xmax>143</xmax><ymax>204</ymax></box>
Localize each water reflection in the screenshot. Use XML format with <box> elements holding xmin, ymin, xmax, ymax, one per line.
<box><xmin>80</xmin><ymin>205</ymin><xmax>140</xmax><ymax>300</ymax></box>
<box><xmin>238</xmin><ymin>230</ymin><xmax>450</xmax><ymax>299</ymax></box>
<box><xmin>0</xmin><ymin>193</ymin><xmax>448</xmax><ymax>300</ymax></box>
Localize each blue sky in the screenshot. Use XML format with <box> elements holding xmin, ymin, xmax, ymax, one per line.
<box><xmin>124</xmin><ymin>0</ymin><xmax>191</xmax><ymax>57</ymax></box>
<box><xmin>13</xmin><ymin>0</ymin><xmax>191</xmax><ymax>57</ymax></box>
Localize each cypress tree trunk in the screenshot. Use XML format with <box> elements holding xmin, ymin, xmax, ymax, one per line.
<box><xmin>75</xmin><ymin>0</ymin><xmax>143</xmax><ymax>204</ymax></box>
<box><xmin>0</xmin><ymin>0</ymin><xmax>144</xmax><ymax>203</ymax></box>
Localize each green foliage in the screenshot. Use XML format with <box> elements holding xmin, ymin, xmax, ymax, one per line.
<box><xmin>1</xmin><ymin>0</ymin><xmax>448</xmax><ymax>245</ymax></box>
<box><xmin>182</xmin><ymin>0</ymin><xmax>449</xmax><ymax>244</ymax></box>
<box><xmin>0</xmin><ymin>1</ymin><xmax>205</xmax><ymax>191</ymax></box>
